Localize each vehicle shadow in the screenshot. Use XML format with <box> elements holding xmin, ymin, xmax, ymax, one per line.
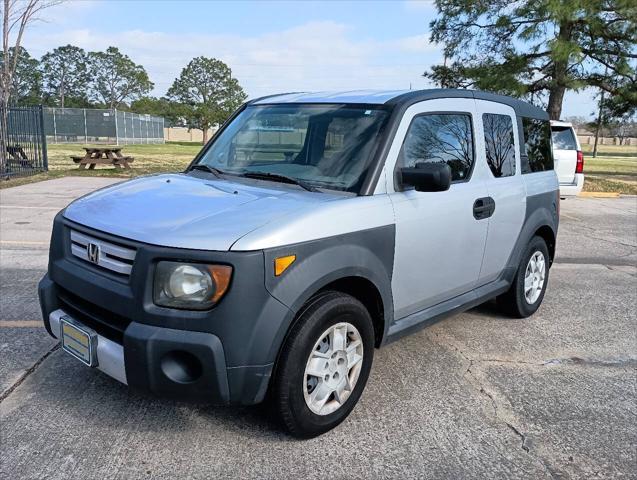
<box><xmin>467</xmin><ymin>299</ymin><xmax>507</xmax><ymax>318</ymax></box>
<box><xmin>27</xmin><ymin>350</ymin><xmax>294</xmax><ymax>441</ymax></box>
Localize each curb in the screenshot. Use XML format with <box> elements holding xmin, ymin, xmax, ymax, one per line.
<box><xmin>578</xmin><ymin>192</ymin><xmax>621</xmax><ymax>198</ymax></box>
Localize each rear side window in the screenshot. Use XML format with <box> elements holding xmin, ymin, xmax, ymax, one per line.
<box><xmin>522</xmin><ymin>118</ymin><xmax>553</xmax><ymax>173</ymax></box>
<box><xmin>483</xmin><ymin>113</ymin><xmax>516</xmax><ymax>178</ymax></box>
<box><xmin>551</xmin><ymin>127</ymin><xmax>577</xmax><ymax>150</ymax></box>
<box><xmin>399</xmin><ymin>113</ymin><xmax>474</xmax><ymax>182</ymax></box>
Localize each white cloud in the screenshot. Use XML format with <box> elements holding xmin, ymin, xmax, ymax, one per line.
<box><xmin>23</xmin><ymin>20</ymin><xmax>440</xmax><ymax>98</ymax></box>
<box><xmin>404</xmin><ymin>0</ymin><xmax>435</xmax><ymax>12</ymax></box>
<box><xmin>392</xmin><ymin>34</ymin><xmax>437</xmax><ymax>53</ymax></box>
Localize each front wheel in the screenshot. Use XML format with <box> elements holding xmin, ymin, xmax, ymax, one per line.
<box><xmin>272</xmin><ymin>291</ymin><xmax>374</xmax><ymax>438</ymax></box>
<box><xmin>498</xmin><ymin>236</ymin><xmax>550</xmax><ymax>318</ymax></box>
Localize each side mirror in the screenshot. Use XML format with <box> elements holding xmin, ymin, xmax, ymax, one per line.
<box><xmin>399</xmin><ymin>162</ymin><xmax>452</xmax><ymax>192</ymax></box>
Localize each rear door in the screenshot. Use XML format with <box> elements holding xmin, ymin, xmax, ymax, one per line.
<box><xmin>551</xmin><ymin>125</ymin><xmax>578</xmax><ymax>184</ymax></box>
<box><xmin>385</xmin><ymin>99</ymin><xmax>489</xmax><ymax>319</ymax></box>
<box><xmin>474</xmin><ymin>100</ymin><xmax>526</xmax><ymax>284</ymax></box>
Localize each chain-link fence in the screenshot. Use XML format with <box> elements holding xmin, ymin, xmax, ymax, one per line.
<box><xmin>44</xmin><ymin>108</ymin><xmax>165</xmax><ymax>145</ymax></box>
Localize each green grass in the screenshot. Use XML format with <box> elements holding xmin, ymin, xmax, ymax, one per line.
<box><xmin>581</xmin><ymin>143</ymin><xmax>637</xmax><ymax>157</ymax></box>
<box><xmin>1</xmin><ymin>142</ymin><xmax>203</xmax><ymax>189</ymax></box>
<box><xmin>580</xmin><ymin>144</ymin><xmax>637</xmax><ymax>194</ymax></box>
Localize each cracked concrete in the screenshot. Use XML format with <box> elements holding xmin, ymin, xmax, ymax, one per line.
<box><xmin>428</xmin><ymin>325</ymin><xmax>637</xmax><ymax>479</ymax></box>
<box><xmin>1</xmin><ymin>182</ymin><xmax>636</xmax><ymax>479</ymax></box>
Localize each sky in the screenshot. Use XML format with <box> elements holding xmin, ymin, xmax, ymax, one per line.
<box><xmin>22</xmin><ymin>0</ymin><xmax>597</xmax><ymax>118</ymax></box>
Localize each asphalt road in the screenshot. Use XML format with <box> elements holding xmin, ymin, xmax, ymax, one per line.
<box><xmin>1</xmin><ymin>178</ymin><xmax>636</xmax><ymax>479</ymax></box>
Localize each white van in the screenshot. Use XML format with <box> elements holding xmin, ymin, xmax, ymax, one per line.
<box><xmin>551</xmin><ymin>120</ymin><xmax>584</xmax><ymax>196</ymax></box>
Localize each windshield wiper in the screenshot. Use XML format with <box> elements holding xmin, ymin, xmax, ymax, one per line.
<box><xmin>239</xmin><ymin>171</ymin><xmax>319</xmax><ymax>192</ymax></box>
<box><xmin>189</xmin><ymin>164</ymin><xmax>225</xmax><ymax>177</ymax></box>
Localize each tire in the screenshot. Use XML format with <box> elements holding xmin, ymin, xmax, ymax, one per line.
<box><xmin>498</xmin><ymin>236</ymin><xmax>550</xmax><ymax>318</ymax></box>
<box><xmin>272</xmin><ymin>291</ymin><xmax>375</xmax><ymax>438</ymax></box>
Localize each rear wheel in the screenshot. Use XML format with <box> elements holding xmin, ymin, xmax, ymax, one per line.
<box><xmin>498</xmin><ymin>236</ymin><xmax>550</xmax><ymax>318</ymax></box>
<box><xmin>272</xmin><ymin>291</ymin><xmax>374</xmax><ymax>438</ymax></box>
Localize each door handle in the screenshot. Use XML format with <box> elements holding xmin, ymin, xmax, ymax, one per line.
<box><xmin>473</xmin><ymin>197</ymin><xmax>495</xmax><ymax>220</ymax></box>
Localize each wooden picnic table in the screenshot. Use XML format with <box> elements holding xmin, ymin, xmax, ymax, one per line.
<box><xmin>71</xmin><ymin>147</ymin><xmax>134</xmax><ymax>170</ymax></box>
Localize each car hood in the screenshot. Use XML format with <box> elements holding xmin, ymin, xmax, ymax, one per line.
<box><xmin>63</xmin><ymin>173</ymin><xmax>341</xmax><ymax>251</ymax></box>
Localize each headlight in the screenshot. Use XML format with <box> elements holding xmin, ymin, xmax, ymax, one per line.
<box><xmin>154</xmin><ymin>261</ymin><xmax>232</xmax><ymax>310</ymax></box>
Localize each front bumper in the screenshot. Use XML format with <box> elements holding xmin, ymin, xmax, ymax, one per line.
<box><xmin>40</xmin><ymin>274</ymin><xmax>275</xmax><ymax>404</ymax></box>
<box><xmin>44</xmin><ymin>306</ymin><xmax>234</xmax><ymax>402</ymax></box>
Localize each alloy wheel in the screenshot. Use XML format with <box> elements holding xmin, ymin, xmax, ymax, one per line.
<box><xmin>303</xmin><ymin>322</ymin><xmax>364</xmax><ymax>416</ymax></box>
<box><xmin>524</xmin><ymin>251</ymin><xmax>546</xmax><ymax>304</ymax></box>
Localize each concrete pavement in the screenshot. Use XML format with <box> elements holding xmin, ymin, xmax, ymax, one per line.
<box><xmin>1</xmin><ymin>178</ymin><xmax>635</xmax><ymax>479</ymax></box>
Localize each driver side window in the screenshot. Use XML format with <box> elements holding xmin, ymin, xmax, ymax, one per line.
<box><xmin>399</xmin><ymin>113</ymin><xmax>475</xmax><ymax>182</ymax></box>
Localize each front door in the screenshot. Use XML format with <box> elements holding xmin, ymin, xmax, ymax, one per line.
<box><xmin>386</xmin><ymin>99</ymin><xmax>490</xmax><ymax>320</ymax></box>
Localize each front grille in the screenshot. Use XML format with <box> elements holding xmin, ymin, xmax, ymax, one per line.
<box><xmin>70</xmin><ymin>230</ymin><xmax>136</xmax><ymax>276</ymax></box>
<box><xmin>57</xmin><ymin>287</ymin><xmax>131</xmax><ymax>344</ymax></box>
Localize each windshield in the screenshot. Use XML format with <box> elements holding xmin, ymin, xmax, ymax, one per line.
<box><xmin>195</xmin><ymin>104</ymin><xmax>389</xmax><ymax>193</ymax></box>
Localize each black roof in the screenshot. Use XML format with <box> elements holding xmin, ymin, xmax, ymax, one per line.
<box><xmin>387</xmin><ymin>89</ymin><xmax>548</xmax><ymax>120</ymax></box>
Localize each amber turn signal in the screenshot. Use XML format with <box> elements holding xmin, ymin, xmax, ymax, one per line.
<box><xmin>207</xmin><ymin>265</ymin><xmax>233</xmax><ymax>302</ymax></box>
<box><xmin>274</xmin><ymin>255</ymin><xmax>296</xmax><ymax>276</ymax></box>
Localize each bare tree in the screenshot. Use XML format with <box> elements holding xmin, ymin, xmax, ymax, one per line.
<box><xmin>483</xmin><ymin>113</ymin><xmax>515</xmax><ymax>177</ymax></box>
<box><xmin>1</xmin><ymin>0</ymin><xmax>62</xmax><ymax>174</ymax></box>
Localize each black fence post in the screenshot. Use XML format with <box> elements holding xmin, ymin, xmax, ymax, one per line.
<box><xmin>39</xmin><ymin>105</ymin><xmax>48</xmax><ymax>170</ymax></box>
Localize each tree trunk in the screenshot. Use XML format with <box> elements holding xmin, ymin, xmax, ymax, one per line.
<box><xmin>546</xmin><ymin>21</ymin><xmax>573</xmax><ymax>121</ymax></box>
<box><xmin>60</xmin><ymin>82</ymin><xmax>65</xmax><ymax>108</ymax></box>
<box><xmin>1</xmin><ymin>0</ymin><xmax>9</xmax><ymax>176</ymax></box>
<box><xmin>202</xmin><ymin>126</ymin><xmax>208</xmax><ymax>145</ymax></box>
<box><xmin>547</xmin><ymin>84</ymin><xmax>566</xmax><ymax>120</ymax></box>
<box><xmin>593</xmin><ymin>89</ymin><xmax>605</xmax><ymax>158</ymax></box>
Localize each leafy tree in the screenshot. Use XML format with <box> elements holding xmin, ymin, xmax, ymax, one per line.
<box><xmin>0</xmin><ymin>47</ymin><xmax>41</xmax><ymax>105</ymax></box>
<box><xmin>40</xmin><ymin>45</ymin><xmax>89</xmax><ymax>108</ymax></box>
<box><xmin>129</xmin><ymin>96</ymin><xmax>179</xmax><ymax>124</ymax></box>
<box><xmin>166</xmin><ymin>57</ymin><xmax>246</xmax><ymax>143</ymax></box>
<box><xmin>425</xmin><ymin>0</ymin><xmax>637</xmax><ymax>119</ymax></box>
<box><xmin>87</xmin><ymin>47</ymin><xmax>153</xmax><ymax>109</ymax></box>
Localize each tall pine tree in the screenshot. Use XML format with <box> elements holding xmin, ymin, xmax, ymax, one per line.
<box><xmin>425</xmin><ymin>0</ymin><xmax>636</xmax><ymax>119</ymax></box>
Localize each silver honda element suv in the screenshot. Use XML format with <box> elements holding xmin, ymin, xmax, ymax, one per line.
<box><xmin>39</xmin><ymin>89</ymin><xmax>559</xmax><ymax>437</ymax></box>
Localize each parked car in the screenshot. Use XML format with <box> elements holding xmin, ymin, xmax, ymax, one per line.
<box><xmin>551</xmin><ymin>120</ymin><xmax>584</xmax><ymax>196</ymax></box>
<box><xmin>39</xmin><ymin>89</ymin><xmax>559</xmax><ymax>437</ymax></box>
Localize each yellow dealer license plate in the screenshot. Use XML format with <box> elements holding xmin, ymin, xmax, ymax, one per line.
<box><xmin>60</xmin><ymin>317</ymin><xmax>97</xmax><ymax>367</ymax></box>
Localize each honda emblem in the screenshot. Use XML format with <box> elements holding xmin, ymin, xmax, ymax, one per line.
<box><xmin>87</xmin><ymin>243</ymin><xmax>100</xmax><ymax>264</ymax></box>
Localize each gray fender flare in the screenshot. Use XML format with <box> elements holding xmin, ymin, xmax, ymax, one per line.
<box><xmin>261</xmin><ymin>226</ymin><xmax>395</xmax><ymax>363</ymax></box>
<box><xmin>504</xmin><ymin>193</ymin><xmax>558</xmax><ymax>282</ymax></box>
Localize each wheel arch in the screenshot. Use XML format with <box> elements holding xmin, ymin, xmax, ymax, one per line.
<box><xmin>534</xmin><ymin>224</ymin><xmax>556</xmax><ymax>265</ymax></box>
<box><xmin>266</xmin><ymin>271</ymin><xmax>390</xmax><ymax>404</ymax></box>
<box><xmin>316</xmin><ymin>276</ymin><xmax>386</xmax><ymax>347</ymax></box>
<box><xmin>262</xmin><ymin>227</ymin><xmax>395</xmax><ymax>364</ymax></box>
<box><xmin>270</xmin><ymin>268</ymin><xmax>392</xmax><ymax>368</ymax></box>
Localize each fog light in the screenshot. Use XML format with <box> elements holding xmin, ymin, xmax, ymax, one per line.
<box><xmin>160</xmin><ymin>351</ymin><xmax>203</xmax><ymax>384</ymax></box>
